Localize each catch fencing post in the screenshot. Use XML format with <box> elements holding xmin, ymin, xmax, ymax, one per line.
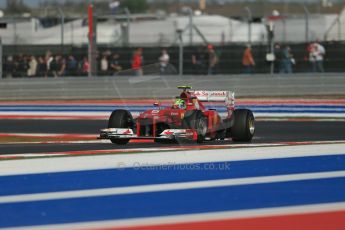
<box><xmin>337</xmin><ymin>17</ymin><xmax>342</xmax><ymax>41</ymax></box>
<box><xmin>303</xmin><ymin>5</ymin><xmax>310</xmax><ymax>43</ymax></box>
<box><xmin>188</xmin><ymin>7</ymin><xmax>193</xmax><ymax>46</ymax></box>
<box><xmin>245</xmin><ymin>7</ymin><xmax>252</xmax><ymax>45</ymax></box>
<box><xmin>124</xmin><ymin>7</ymin><xmax>131</xmax><ymax>46</ymax></box>
<box><xmin>88</xmin><ymin>4</ymin><xmax>97</xmax><ymax>77</ymax></box>
<box><xmin>0</xmin><ymin>38</ymin><xmax>2</xmax><ymax>79</ymax></box>
<box><xmin>177</xmin><ymin>29</ymin><xmax>184</xmax><ymax>76</ymax></box>
<box><xmin>58</xmin><ymin>7</ymin><xmax>65</xmax><ymax>54</ymax></box>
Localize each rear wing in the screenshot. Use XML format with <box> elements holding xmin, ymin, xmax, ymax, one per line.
<box><xmin>191</xmin><ymin>90</ymin><xmax>235</xmax><ymax>110</ymax></box>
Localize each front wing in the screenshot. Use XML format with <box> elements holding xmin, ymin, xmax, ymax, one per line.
<box><xmin>98</xmin><ymin>128</ymin><xmax>198</xmax><ymax>141</ymax></box>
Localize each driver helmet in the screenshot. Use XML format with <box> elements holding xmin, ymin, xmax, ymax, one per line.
<box><xmin>174</xmin><ymin>99</ymin><xmax>186</xmax><ymax>109</ymax></box>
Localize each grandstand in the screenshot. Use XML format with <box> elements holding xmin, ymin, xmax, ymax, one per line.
<box><xmin>325</xmin><ymin>6</ymin><xmax>345</xmax><ymax>41</ymax></box>
<box><xmin>1</xmin><ymin>10</ymin><xmax>344</xmax><ymax>47</ymax></box>
<box><xmin>0</xmin><ymin>14</ymin><xmax>265</xmax><ymax>46</ymax></box>
<box><xmin>272</xmin><ymin>14</ymin><xmax>339</xmax><ymax>43</ymax></box>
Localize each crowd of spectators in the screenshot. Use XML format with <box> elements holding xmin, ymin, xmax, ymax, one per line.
<box><xmin>307</xmin><ymin>41</ymin><xmax>326</xmax><ymax>73</ymax></box>
<box><xmin>2</xmin><ymin>42</ymin><xmax>329</xmax><ymax>77</ymax></box>
<box><xmin>277</xmin><ymin>41</ymin><xmax>325</xmax><ymax>74</ymax></box>
<box><xmin>2</xmin><ymin>48</ymin><xmax>172</xmax><ymax>78</ymax></box>
<box><xmin>3</xmin><ymin>51</ymin><xmax>90</xmax><ymax>78</ymax></box>
<box><xmin>191</xmin><ymin>44</ymin><xmax>220</xmax><ymax>75</ymax></box>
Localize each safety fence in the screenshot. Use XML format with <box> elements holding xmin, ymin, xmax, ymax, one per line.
<box><xmin>1</xmin><ymin>41</ymin><xmax>345</xmax><ymax>78</ymax></box>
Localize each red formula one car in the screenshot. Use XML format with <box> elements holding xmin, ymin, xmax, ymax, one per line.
<box><xmin>99</xmin><ymin>86</ymin><xmax>255</xmax><ymax>145</ymax></box>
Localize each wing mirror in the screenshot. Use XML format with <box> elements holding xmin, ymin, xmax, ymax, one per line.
<box><xmin>153</xmin><ymin>102</ymin><xmax>161</xmax><ymax>107</ymax></box>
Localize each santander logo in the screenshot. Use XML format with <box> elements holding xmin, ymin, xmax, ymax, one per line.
<box><xmin>194</xmin><ymin>91</ymin><xmax>227</xmax><ymax>97</ymax></box>
<box><xmin>123</xmin><ymin>129</ymin><xmax>132</xmax><ymax>135</ymax></box>
<box><xmin>163</xmin><ymin>130</ymin><xmax>175</xmax><ymax>135</ymax></box>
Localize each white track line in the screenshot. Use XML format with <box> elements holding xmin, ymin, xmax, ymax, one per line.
<box><xmin>1</xmin><ymin>140</ymin><xmax>108</xmax><ymax>145</ymax></box>
<box><xmin>3</xmin><ymin>202</ymin><xmax>345</xmax><ymax>230</ymax></box>
<box><xmin>0</xmin><ymin>140</ymin><xmax>344</xmax><ymax>159</ymax></box>
<box><xmin>0</xmin><ymin>153</ymin><xmax>67</xmax><ymax>158</ymax></box>
<box><xmin>1</xmin><ymin>143</ymin><xmax>345</xmax><ymax>176</ymax></box>
<box><xmin>1</xmin><ymin>170</ymin><xmax>345</xmax><ymax>204</ymax></box>
<box><xmin>0</xmin><ymin>133</ymin><xmax>96</xmax><ymax>137</ymax></box>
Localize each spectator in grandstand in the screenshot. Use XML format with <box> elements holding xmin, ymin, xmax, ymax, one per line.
<box><xmin>37</xmin><ymin>56</ymin><xmax>47</xmax><ymax>77</ymax></box>
<box><xmin>100</xmin><ymin>55</ymin><xmax>109</xmax><ymax>75</ymax></box>
<box><xmin>159</xmin><ymin>48</ymin><xmax>170</xmax><ymax>75</ymax></box>
<box><xmin>314</xmin><ymin>41</ymin><xmax>326</xmax><ymax>73</ymax></box>
<box><xmin>82</xmin><ymin>57</ymin><xmax>90</xmax><ymax>75</ymax></box>
<box><xmin>48</xmin><ymin>55</ymin><xmax>58</xmax><ymax>78</ymax></box>
<box><xmin>280</xmin><ymin>46</ymin><xmax>294</xmax><ymax>74</ymax></box>
<box><xmin>191</xmin><ymin>46</ymin><xmax>207</xmax><ymax>74</ymax></box>
<box><xmin>109</xmin><ymin>0</ymin><xmax>120</xmax><ymax>15</ymax></box>
<box><xmin>3</xmin><ymin>56</ymin><xmax>15</xmax><ymax>78</ymax></box>
<box><xmin>131</xmin><ymin>48</ymin><xmax>143</xmax><ymax>76</ymax></box>
<box><xmin>27</xmin><ymin>56</ymin><xmax>38</xmax><ymax>77</ymax></box>
<box><xmin>308</xmin><ymin>43</ymin><xmax>316</xmax><ymax>72</ymax></box>
<box><xmin>57</xmin><ymin>55</ymin><xmax>66</xmax><ymax>77</ymax></box>
<box><xmin>17</xmin><ymin>55</ymin><xmax>28</xmax><ymax>78</ymax></box>
<box><xmin>207</xmin><ymin>44</ymin><xmax>219</xmax><ymax>75</ymax></box>
<box><xmin>109</xmin><ymin>53</ymin><xmax>122</xmax><ymax>75</ymax></box>
<box><xmin>66</xmin><ymin>55</ymin><xmax>78</xmax><ymax>76</ymax></box>
<box><xmin>274</xmin><ymin>43</ymin><xmax>282</xmax><ymax>73</ymax></box>
<box><xmin>309</xmin><ymin>41</ymin><xmax>326</xmax><ymax>73</ymax></box>
<box><xmin>242</xmin><ymin>44</ymin><xmax>255</xmax><ymax>74</ymax></box>
<box><xmin>46</xmin><ymin>51</ymin><xmax>57</xmax><ymax>77</ymax></box>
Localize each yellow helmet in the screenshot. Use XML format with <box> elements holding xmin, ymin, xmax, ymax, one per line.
<box><xmin>174</xmin><ymin>99</ymin><xmax>186</xmax><ymax>109</ymax></box>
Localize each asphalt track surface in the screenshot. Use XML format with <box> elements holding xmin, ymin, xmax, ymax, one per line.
<box><xmin>1</xmin><ymin>120</ymin><xmax>345</xmax><ymax>155</ymax></box>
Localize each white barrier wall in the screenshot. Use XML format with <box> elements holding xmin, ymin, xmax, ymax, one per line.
<box><xmin>0</xmin><ymin>73</ymin><xmax>345</xmax><ymax>100</ymax></box>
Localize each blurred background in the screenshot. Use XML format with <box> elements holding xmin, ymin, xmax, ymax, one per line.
<box><xmin>0</xmin><ymin>0</ymin><xmax>344</xmax><ymax>77</ymax></box>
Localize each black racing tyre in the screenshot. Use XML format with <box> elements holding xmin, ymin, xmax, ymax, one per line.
<box><xmin>182</xmin><ymin>110</ymin><xmax>208</xmax><ymax>143</ymax></box>
<box><xmin>108</xmin><ymin>109</ymin><xmax>133</xmax><ymax>145</ymax></box>
<box><xmin>231</xmin><ymin>109</ymin><xmax>255</xmax><ymax>142</ymax></box>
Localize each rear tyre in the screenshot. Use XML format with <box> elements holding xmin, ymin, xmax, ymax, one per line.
<box><xmin>231</xmin><ymin>109</ymin><xmax>255</xmax><ymax>142</ymax></box>
<box><xmin>183</xmin><ymin>110</ymin><xmax>207</xmax><ymax>143</ymax></box>
<box><xmin>108</xmin><ymin>109</ymin><xmax>133</xmax><ymax>145</ymax></box>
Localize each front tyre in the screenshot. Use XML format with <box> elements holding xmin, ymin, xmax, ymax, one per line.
<box><xmin>183</xmin><ymin>110</ymin><xmax>208</xmax><ymax>143</ymax></box>
<box><xmin>108</xmin><ymin>109</ymin><xmax>133</xmax><ymax>145</ymax></box>
<box><xmin>231</xmin><ymin>109</ymin><xmax>255</xmax><ymax>142</ymax></box>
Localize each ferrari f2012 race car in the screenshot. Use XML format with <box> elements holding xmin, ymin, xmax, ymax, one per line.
<box><xmin>99</xmin><ymin>86</ymin><xmax>255</xmax><ymax>145</ymax></box>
